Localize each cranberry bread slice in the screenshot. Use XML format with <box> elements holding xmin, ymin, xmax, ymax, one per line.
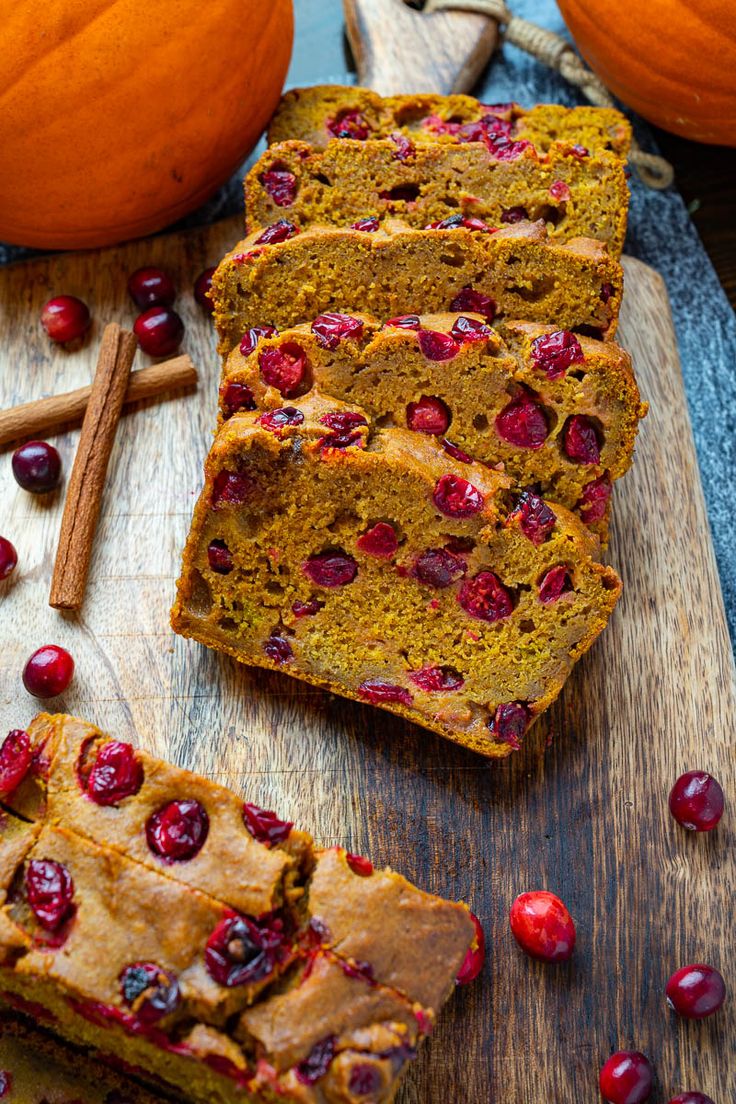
<box><xmin>268</xmin><ymin>85</ymin><xmax>632</xmax><ymax>159</ymax></box>
<box><xmin>219</xmin><ymin>313</ymin><xmax>647</xmax><ymax>542</ymax></box>
<box><xmin>171</xmin><ymin>400</ymin><xmax>621</xmax><ymax>758</ymax></box>
<box><xmin>246</xmin><ymin>138</ymin><xmax>629</xmax><ymax>257</ymax></box>
<box><xmin>212</xmin><ymin>218</ymin><xmax>622</xmax><ymax>356</ymax></box>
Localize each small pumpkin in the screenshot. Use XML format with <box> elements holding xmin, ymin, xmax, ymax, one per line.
<box><xmin>0</xmin><ymin>0</ymin><xmax>293</xmax><ymax>249</ymax></box>
<box><xmin>558</xmin><ymin>0</ymin><xmax>736</xmax><ymax>145</ymax></box>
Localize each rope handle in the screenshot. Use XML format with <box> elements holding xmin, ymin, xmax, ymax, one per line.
<box><xmin>424</xmin><ymin>0</ymin><xmax>674</xmax><ymax>188</ymax></box>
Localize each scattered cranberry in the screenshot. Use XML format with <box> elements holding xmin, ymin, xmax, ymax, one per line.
<box><xmin>348</xmin><ymin>1065</ymin><xmax>383</xmax><ymax>1095</ymax></box>
<box><xmin>0</xmin><ymin>1072</ymin><xmax>10</xmax><ymax>1098</ymax></box>
<box><xmin>303</xmin><ymin>551</ymin><xmax>357</xmax><ymax>588</ymax></box>
<box><xmin>242</xmin><ymin>802</ymin><xmax>293</xmax><ymax>845</ymax></box>
<box><xmin>127</xmin><ymin>267</ymin><xmax>176</xmax><ymax>310</ymax></box>
<box><xmin>570</xmin><ymin>143</ymin><xmax>589</xmax><ymax>159</ymax></box>
<box><xmin>427</xmin><ymin>214</ymin><xmax>494</xmax><ymax>232</ymax></box>
<box><xmin>666</xmin><ymin>964</ymin><xmax>726</xmax><ymax>1019</ymax></box>
<box><xmin>667</xmin><ymin>1095</ymin><xmax>715</xmax><ymax>1104</ymax></box>
<box><xmin>311</xmin><ymin>312</ymin><xmax>364</xmax><ymax>349</ymax></box>
<box><xmin>385</xmin><ymin>314</ymin><xmax>421</xmax><ymax>330</ymax></box>
<box><xmin>12</xmin><ymin>440</ymin><xmax>62</xmax><ymax>494</ymax></box>
<box><xmin>346</xmin><ymin>852</ymin><xmax>374</xmax><ymax>877</ymax></box>
<box><xmin>389</xmin><ymin>131</ymin><xmax>415</xmax><ymax>161</ymax></box>
<box><xmin>579</xmin><ymin>474</ymin><xmax>612</xmax><ymax>524</ymax></box>
<box><xmin>351</xmin><ymin>216</ymin><xmax>380</xmax><ymax>232</ymax></box>
<box><xmin>507</xmin><ymin>490</ymin><xmax>556</xmax><ymax>544</ymax></box>
<box><xmin>261</xmin><ymin>168</ymin><xmax>298</xmax><ymax>207</ymax></box>
<box><xmin>450</xmin><ymin>287</ymin><xmax>496</xmax><ymax>322</ymax></box>
<box><xmin>205</xmin><ymin>911</ymin><xmax>285</xmax><ymax>987</ymax></box>
<box><xmin>510</xmin><ymin>891</ymin><xmax>576</xmax><ymax>962</ymax></box>
<box><xmin>406</xmin><ymin>396</ymin><xmax>450</xmax><ymax>435</ymax></box>
<box><xmin>221</xmin><ymin>381</ymin><xmax>257</xmax><ymax>417</ymax></box>
<box><xmin>414</xmin><ymin>547</ymin><xmax>467</xmax><ymax>588</ymax></box>
<box><xmin>295</xmin><ymin>1035</ymin><xmax>337</xmax><ymax>1085</ymax></box>
<box><xmin>458</xmin><ymin>571</ymin><xmax>513</xmax><ymax>622</ymax></box>
<box><xmin>601</xmin><ymin>282</ymin><xmax>615</xmax><ymax>303</ymax></box>
<box><xmin>0</xmin><ymin>536</ymin><xmax>17</xmax><ymax>580</ymax></box>
<box><xmin>85</xmin><ymin>741</ymin><xmax>143</xmax><ymax>806</ymax></box>
<box><xmin>212</xmin><ymin>469</ymin><xmax>256</xmax><ymax>508</ymax></box>
<box><xmin>146</xmin><ymin>799</ymin><xmax>209</xmax><ymax>862</ymax></box>
<box><xmin>259</xmin><ymin>342</ymin><xmax>308</xmax><ymax>396</ymax></box>
<box><xmin>563</xmin><ymin>415</ymin><xmax>601</xmax><ymax>464</ymax></box>
<box><xmin>133</xmin><ymin>307</ymin><xmax>184</xmax><ymax>357</ymax></box>
<box><xmin>539</xmin><ymin>566</ymin><xmax>572</xmax><ymax>604</ymax></box>
<box><xmin>264</xmin><ymin>635</ymin><xmax>293</xmax><ymax>665</ymax></box>
<box><xmin>240</xmin><ymin>324</ymin><xmax>278</xmax><ymax>357</ymax></box>
<box><xmin>328</xmin><ymin>110</ymin><xmax>371</xmax><ymax>139</ymax></box>
<box><xmin>456</xmin><ymin>910</ymin><xmax>485</xmax><ymax>984</ymax></box>
<box><xmin>292</xmin><ymin>599</ymin><xmax>324</xmax><ymax>618</ymax></box>
<box><xmin>488</xmin><ymin>702</ymin><xmax>530</xmax><ymax>749</ymax></box>
<box><xmin>194</xmin><ymin>267</ymin><xmax>216</xmax><ymax>313</ymax></box>
<box><xmin>207</xmin><ymin>539</ymin><xmax>234</xmax><ymax>574</ymax></box>
<box><xmin>254</xmin><ymin>219</ymin><xmax>300</xmax><ymax>246</ymax></box>
<box><xmin>531</xmin><ymin>330</ymin><xmax>584</xmax><ymax>378</ymax></box>
<box><xmin>120</xmin><ymin>962</ymin><xmax>180</xmax><ymax>1022</ymax></box>
<box><xmin>258</xmin><ymin>407</ymin><xmax>305</xmax><ymax>435</ymax></box>
<box><xmin>418</xmin><ymin>330</ymin><xmax>460</xmax><ymax>361</ymax></box>
<box><xmin>23</xmin><ymin>644</ymin><xmax>74</xmax><ymax>698</ymax></box>
<box><xmin>496</xmin><ymin>393</ymin><xmax>549</xmax><ymax>449</ymax></box>
<box><xmin>40</xmin><ymin>295</ymin><xmax>91</xmax><ymax>344</ymax></box>
<box><xmin>409</xmin><ymin>665</ymin><xmax>464</xmax><ymax>692</ymax></box>
<box><xmin>358</xmin><ymin>679</ymin><xmax>413</xmax><ymax>706</ymax></box>
<box><xmin>484</xmin><ymin>133</ymin><xmax>532</xmax><ymax>161</ymax></box>
<box><xmin>0</xmin><ymin>729</ymin><xmax>32</xmax><ymax>796</ymax></box>
<box><xmin>451</xmin><ymin>315</ymin><xmax>492</xmax><ymax>343</ymax></box>
<box><xmin>356</xmin><ymin>522</ymin><xmax>398</xmax><ymax>558</ymax></box>
<box><xmin>668</xmin><ymin>771</ymin><xmax>724</xmax><ymax>831</ymax></box>
<box><xmin>549</xmin><ymin>180</ymin><xmax>571</xmax><ymax>202</ymax></box>
<box><xmin>433</xmin><ymin>474</ymin><xmax>484</xmax><ymax>518</ymax></box>
<box><xmin>26</xmin><ymin>858</ymin><xmax>75</xmax><ymax>931</ymax></box>
<box><xmin>442</xmin><ymin>439</ymin><xmax>473</xmax><ymax>464</ymax></box>
<box><xmin>501</xmin><ymin>206</ymin><xmax>528</xmax><ymax>223</ymax></box>
<box><xmin>599</xmin><ymin>1051</ymin><xmax>653</xmax><ymax>1104</ymax></box>
<box><xmin>318</xmin><ymin>410</ymin><xmax>367</xmax><ymax>450</ymax></box>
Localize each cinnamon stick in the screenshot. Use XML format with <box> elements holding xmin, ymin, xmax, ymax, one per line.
<box><xmin>0</xmin><ymin>354</ymin><xmax>197</xmax><ymax>448</ymax></box>
<box><xmin>49</xmin><ymin>324</ymin><xmax>137</xmax><ymax>611</ymax></box>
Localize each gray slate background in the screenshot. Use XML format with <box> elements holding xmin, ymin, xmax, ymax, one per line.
<box><xmin>2</xmin><ymin>0</ymin><xmax>735</xmax><ymax>650</ymax></box>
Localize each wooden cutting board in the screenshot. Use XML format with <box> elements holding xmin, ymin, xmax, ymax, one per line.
<box><xmin>0</xmin><ymin>214</ymin><xmax>734</xmax><ymax>1102</ymax></box>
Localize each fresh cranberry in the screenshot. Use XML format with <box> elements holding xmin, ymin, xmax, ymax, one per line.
<box><xmin>509</xmin><ymin>891</ymin><xmax>576</xmax><ymax>962</ymax></box>
<box><xmin>450</xmin><ymin>287</ymin><xmax>497</xmax><ymax>322</ymax></box>
<box><xmin>458</xmin><ymin>571</ymin><xmax>513</xmax><ymax>622</ymax></box>
<box><xmin>12</xmin><ymin>440</ymin><xmax>62</xmax><ymax>494</ymax></box>
<box><xmin>295</xmin><ymin>1035</ymin><xmax>337</xmax><ymax>1084</ymax></box>
<box><xmin>240</xmin><ymin>324</ymin><xmax>278</xmax><ymax>357</ymax></box>
<box><xmin>539</xmin><ymin>566</ymin><xmax>571</xmax><ymax>604</ymax></box>
<box><xmin>599</xmin><ymin>1051</ymin><xmax>654</xmax><ymax>1104</ymax></box>
<box><xmin>212</xmin><ymin>469</ymin><xmax>256</xmax><ymax>508</ymax></box>
<box><xmin>351</xmin><ymin>216</ymin><xmax>380</xmax><ymax>232</ymax></box>
<box><xmin>488</xmin><ymin>702</ymin><xmax>530</xmax><ymax>750</ymax></box>
<box><xmin>530</xmin><ymin>330</ymin><xmax>584</xmax><ymax>379</ymax></box>
<box><xmin>328</xmin><ymin>110</ymin><xmax>371</xmax><ymax>139</ymax></box>
<box><xmin>450</xmin><ymin>315</ymin><xmax>492</xmax><ymax>343</ymax></box>
<box><xmin>570</xmin><ymin>143</ymin><xmax>589</xmax><ymax>159</ymax></box>
<box><xmin>433</xmin><ymin>474</ymin><xmax>484</xmax><ymax>518</ymax></box>
<box><xmin>666</xmin><ymin>964</ymin><xmax>726</xmax><ymax>1019</ymax></box>
<box><xmin>318</xmin><ymin>410</ymin><xmax>368</xmax><ymax>450</ymax></box>
<box><xmin>292</xmin><ymin>599</ymin><xmax>324</xmax><ymax>618</ymax></box>
<box><xmin>207</xmin><ymin>539</ymin><xmax>234</xmax><ymax>574</ymax></box>
<box><xmin>303</xmin><ymin>551</ymin><xmax>357</xmax><ymax>587</ymax></box>
<box><xmin>120</xmin><ymin>962</ymin><xmax>180</xmax><ymax>1022</ymax></box>
<box><xmin>508</xmin><ymin>490</ymin><xmax>556</xmax><ymax>544</ymax></box>
<box><xmin>417</xmin><ymin>330</ymin><xmax>460</xmax><ymax>361</ymax></box>
<box><xmin>127</xmin><ymin>267</ymin><xmax>176</xmax><ymax>310</ymax></box>
<box><xmin>0</xmin><ymin>537</ymin><xmax>17</xmax><ymax>580</ymax></box>
<box><xmin>264</xmin><ymin>635</ymin><xmax>293</xmax><ymax>665</ymax></box>
<box><xmin>667</xmin><ymin>1095</ymin><xmax>715</xmax><ymax>1104</ymax></box>
<box><xmin>258</xmin><ymin>407</ymin><xmax>305</xmax><ymax>434</ymax></box>
<box><xmin>133</xmin><ymin>307</ymin><xmax>184</xmax><ymax>357</ymax></box>
<box><xmin>311</xmin><ymin>312</ymin><xmax>364</xmax><ymax>349</ymax></box>
<box><xmin>385</xmin><ymin>314</ymin><xmax>421</xmax><ymax>329</ymax></box>
<box><xmin>484</xmin><ymin>134</ymin><xmax>532</xmax><ymax>161</ymax></box>
<box><xmin>261</xmin><ymin>168</ymin><xmax>298</xmax><ymax>207</ymax></box>
<box><xmin>501</xmin><ymin>206</ymin><xmax>527</xmax><ymax>223</ymax></box>
<box><xmin>579</xmin><ymin>474</ymin><xmax>612</xmax><ymax>524</ymax></box>
<box><xmin>23</xmin><ymin>645</ymin><xmax>74</xmax><ymax>698</ymax></box>
<box><xmin>414</xmin><ymin>547</ymin><xmax>467</xmax><ymax>588</ymax></box>
<box><xmin>356</xmin><ymin>522</ymin><xmax>398</xmax><ymax>557</ymax></box>
<box><xmin>26</xmin><ymin>858</ymin><xmax>75</xmax><ymax>930</ymax></box>
<box><xmin>427</xmin><ymin>214</ymin><xmax>494</xmax><ymax>232</ymax></box>
<box><xmin>442</xmin><ymin>439</ymin><xmax>473</xmax><ymax>464</ymax></box>
<box><xmin>85</xmin><ymin>741</ymin><xmax>143</xmax><ymax>806</ymax></box>
<box><xmin>242</xmin><ymin>802</ymin><xmax>293</xmax><ymax>845</ymax></box>
<box><xmin>409</xmin><ymin>665</ymin><xmax>464</xmax><ymax>692</ymax></box>
<box><xmin>348</xmin><ymin>1065</ymin><xmax>383</xmax><ymax>1095</ymax></box>
<box><xmin>254</xmin><ymin>219</ymin><xmax>299</xmax><ymax>246</ymax></box>
<box><xmin>406</xmin><ymin>396</ymin><xmax>450</xmax><ymax>435</ymax></box>
<box><xmin>563</xmin><ymin>415</ymin><xmax>601</xmax><ymax>464</ymax></box>
<box><xmin>346</xmin><ymin>852</ymin><xmax>374</xmax><ymax>876</ymax></box>
<box><xmin>358</xmin><ymin>680</ymin><xmax>413</xmax><ymax>706</ymax></box>
<box><xmin>0</xmin><ymin>729</ymin><xmax>32</xmax><ymax>796</ymax></box>
<box><xmin>601</xmin><ymin>282</ymin><xmax>615</xmax><ymax>303</ymax></box>
<box><xmin>194</xmin><ymin>267</ymin><xmax>216</xmax><ymax>313</ymax></box>
<box><xmin>389</xmin><ymin>131</ymin><xmax>415</xmax><ymax>161</ymax></box>
<box><xmin>146</xmin><ymin>800</ymin><xmax>209</xmax><ymax>862</ymax></box>
<box><xmin>0</xmin><ymin>1073</ymin><xmax>10</xmax><ymax>1098</ymax></box>
<box><xmin>496</xmin><ymin>393</ymin><xmax>548</xmax><ymax>449</ymax></box>
<box><xmin>456</xmin><ymin>910</ymin><xmax>485</xmax><ymax>984</ymax></box>
<box><xmin>221</xmin><ymin>381</ymin><xmax>257</xmax><ymax>417</ymax></box>
<box><xmin>668</xmin><ymin>771</ymin><xmax>724</xmax><ymax>831</ymax></box>
<box><xmin>549</xmin><ymin>180</ymin><xmax>571</xmax><ymax>202</ymax></box>
<box><xmin>259</xmin><ymin>342</ymin><xmax>308</xmax><ymax>396</ymax></box>
<box><xmin>205</xmin><ymin>911</ymin><xmax>285</xmax><ymax>987</ymax></box>
<box><xmin>40</xmin><ymin>295</ymin><xmax>91</xmax><ymax>343</ymax></box>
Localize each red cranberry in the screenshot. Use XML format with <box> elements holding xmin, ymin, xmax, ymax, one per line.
<box><xmin>26</xmin><ymin>858</ymin><xmax>75</xmax><ymax>931</ymax></box>
<box><xmin>385</xmin><ymin>314</ymin><xmax>421</xmax><ymax>330</ymax></box>
<box><xmin>264</xmin><ymin>635</ymin><xmax>293</xmax><ymax>665</ymax></box>
<box><xmin>311</xmin><ymin>312</ymin><xmax>364</xmax><ymax>349</ymax></box>
<box><xmin>484</xmin><ymin>134</ymin><xmax>532</xmax><ymax>160</ymax></box>
<box><xmin>418</xmin><ymin>330</ymin><xmax>459</xmax><ymax>361</ymax></box>
<box><xmin>221</xmin><ymin>381</ymin><xmax>257</xmax><ymax>417</ymax></box>
<box><xmin>258</xmin><ymin>407</ymin><xmax>305</xmax><ymax>434</ymax></box>
<box><xmin>389</xmin><ymin>131</ymin><xmax>415</xmax><ymax>161</ymax></box>
<box><xmin>303</xmin><ymin>551</ymin><xmax>357</xmax><ymax>588</ymax></box>
<box><xmin>570</xmin><ymin>143</ymin><xmax>589</xmax><ymax>159</ymax></box>
<box><xmin>328</xmin><ymin>110</ymin><xmax>371</xmax><ymax>139</ymax></box>
<box><xmin>212</xmin><ymin>469</ymin><xmax>256</xmax><ymax>508</ymax></box>
<box><xmin>496</xmin><ymin>393</ymin><xmax>549</xmax><ymax>449</ymax></box>
<box><xmin>427</xmin><ymin>214</ymin><xmax>494</xmax><ymax>232</ymax></box>
<box><xmin>356</xmin><ymin>522</ymin><xmax>398</xmax><ymax>558</ymax></box>
<box><xmin>259</xmin><ymin>342</ymin><xmax>308</xmax><ymax>396</ymax></box>
<box><xmin>414</xmin><ymin>547</ymin><xmax>467</xmax><ymax>588</ymax></box>
<box><xmin>601</xmin><ymin>282</ymin><xmax>615</xmax><ymax>303</ymax></box>
<box><xmin>133</xmin><ymin>307</ymin><xmax>184</xmax><ymax>357</ymax></box>
<box><xmin>450</xmin><ymin>287</ymin><xmax>496</xmax><ymax>322</ymax></box>
<box><xmin>579</xmin><ymin>474</ymin><xmax>612</xmax><ymax>524</ymax></box>
<box><xmin>194</xmin><ymin>267</ymin><xmax>216</xmax><ymax>313</ymax></box>
<box><xmin>12</xmin><ymin>440</ymin><xmax>62</xmax><ymax>494</ymax></box>
<box><xmin>292</xmin><ymin>599</ymin><xmax>324</xmax><ymax>618</ymax></box>
<box><xmin>450</xmin><ymin>315</ymin><xmax>492</xmax><ymax>343</ymax></box>
<box><xmin>254</xmin><ymin>219</ymin><xmax>299</xmax><ymax>246</ymax></box>
<box><xmin>346</xmin><ymin>852</ymin><xmax>374</xmax><ymax>876</ymax></box>
<box><xmin>409</xmin><ymin>665</ymin><xmax>464</xmax><ymax>692</ymax></box>
<box><xmin>0</xmin><ymin>729</ymin><xmax>32</xmax><ymax>796</ymax></box>
<box><xmin>40</xmin><ymin>295</ymin><xmax>91</xmax><ymax>343</ymax></box>
<box><xmin>666</xmin><ymin>964</ymin><xmax>726</xmax><ymax>1019</ymax></box>
<box><xmin>23</xmin><ymin>645</ymin><xmax>74</xmax><ymax>698</ymax></box>
<box><xmin>456</xmin><ymin>910</ymin><xmax>485</xmax><ymax>984</ymax></box>
<box><xmin>0</xmin><ymin>537</ymin><xmax>17</xmax><ymax>580</ymax></box>
<box><xmin>508</xmin><ymin>490</ymin><xmax>556</xmax><ymax>544</ymax></box>
<box><xmin>406</xmin><ymin>396</ymin><xmax>450</xmax><ymax>435</ymax></box>
<box><xmin>146</xmin><ymin>799</ymin><xmax>209</xmax><ymax>862</ymax></box>
<box><xmin>205</xmin><ymin>911</ymin><xmax>285</xmax><ymax>987</ymax></box>
<box><xmin>442</xmin><ymin>439</ymin><xmax>473</xmax><ymax>464</ymax></box>
<box><xmin>539</xmin><ymin>566</ymin><xmax>572</xmax><ymax>604</ymax></box>
<box><xmin>668</xmin><ymin>771</ymin><xmax>724</xmax><ymax>831</ymax></box>
<box><xmin>433</xmin><ymin>474</ymin><xmax>484</xmax><ymax>518</ymax></box>
<box><xmin>261</xmin><ymin>168</ymin><xmax>298</xmax><ymax>207</ymax></box>
<box><xmin>351</xmin><ymin>216</ymin><xmax>380</xmax><ymax>232</ymax></box>
<box><xmin>85</xmin><ymin>741</ymin><xmax>143</xmax><ymax>806</ymax></box>
<box><xmin>240</xmin><ymin>324</ymin><xmax>278</xmax><ymax>357</ymax></box>
<box><xmin>0</xmin><ymin>1073</ymin><xmax>10</xmax><ymax>1098</ymax></box>
<box><xmin>531</xmin><ymin>330</ymin><xmax>584</xmax><ymax>378</ymax></box>
<box><xmin>458</xmin><ymin>571</ymin><xmax>513</xmax><ymax>622</ymax></box>
<box><xmin>549</xmin><ymin>180</ymin><xmax>571</xmax><ymax>202</ymax></box>
<box><xmin>599</xmin><ymin>1051</ymin><xmax>653</xmax><ymax>1104</ymax></box>
<box><xmin>500</xmin><ymin>206</ymin><xmax>527</xmax><ymax>223</ymax></box>
<box><xmin>120</xmin><ymin>962</ymin><xmax>180</xmax><ymax>1022</ymax></box>
<box><xmin>295</xmin><ymin>1035</ymin><xmax>337</xmax><ymax>1085</ymax></box>
<box><xmin>242</xmin><ymin>802</ymin><xmax>293</xmax><ymax>845</ymax></box>
<box><xmin>358</xmin><ymin>680</ymin><xmax>413</xmax><ymax>706</ymax></box>
<box><xmin>488</xmin><ymin>702</ymin><xmax>530</xmax><ymax>750</ymax></box>
<box><xmin>563</xmin><ymin>415</ymin><xmax>601</xmax><ymax>464</ymax></box>
<box><xmin>318</xmin><ymin>410</ymin><xmax>368</xmax><ymax>450</ymax></box>
<box><xmin>348</xmin><ymin>1065</ymin><xmax>383</xmax><ymax>1095</ymax></box>
<box><xmin>510</xmin><ymin>891</ymin><xmax>576</xmax><ymax>962</ymax></box>
<box><xmin>127</xmin><ymin>267</ymin><xmax>175</xmax><ymax>310</ymax></box>
<box><xmin>207</xmin><ymin>539</ymin><xmax>234</xmax><ymax>574</ymax></box>
<box><xmin>667</xmin><ymin>1095</ymin><xmax>715</xmax><ymax>1104</ymax></box>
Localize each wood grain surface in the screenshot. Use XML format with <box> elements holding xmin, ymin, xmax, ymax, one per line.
<box><xmin>0</xmin><ymin>218</ymin><xmax>734</xmax><ymax>1103</ymax></box>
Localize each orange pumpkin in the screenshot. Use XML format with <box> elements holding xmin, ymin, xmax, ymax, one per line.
<box><xmin>558</xmin><ymin>0</ymin><xmax>736</xmax><ymax>145</ymax></box>
<box><xmin>0</xmin><ymin>0</ymin><xmax>293</xmax><ymax>249</ymax></box>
